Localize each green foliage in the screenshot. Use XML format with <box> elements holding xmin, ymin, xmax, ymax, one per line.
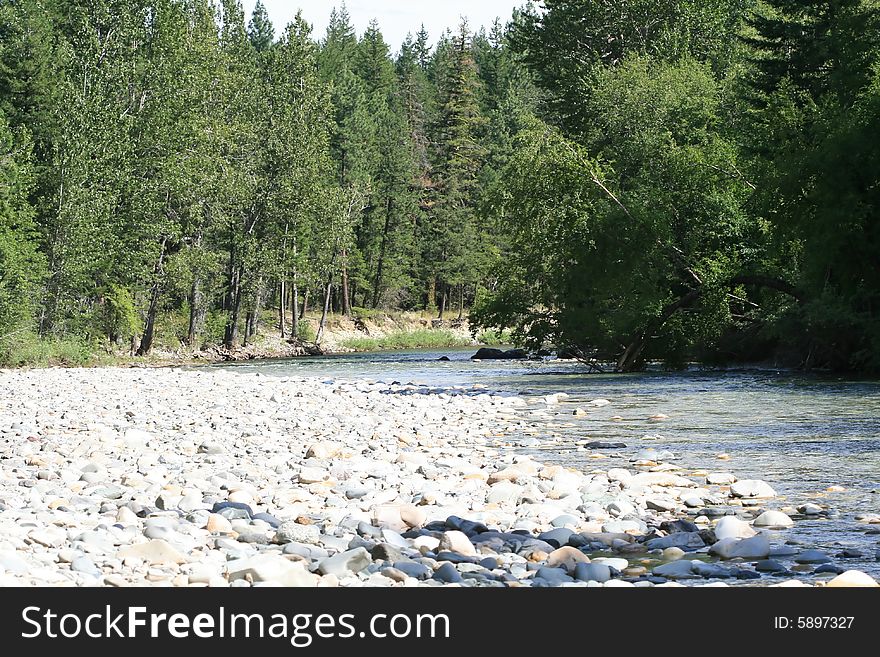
<box><xmin>296</xmin><ymin>319</ymin><xmax>316</xmax><ymax>343</ymax></box>
<box><xmin>0</xmin><ymin>332</ymin><xmax>94</xmax><ymax>367</ymax></box>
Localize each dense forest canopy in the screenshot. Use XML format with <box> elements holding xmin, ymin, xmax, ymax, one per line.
<box><xmin>0</xmin><ymin>0</ymin><xmax>878</xmax><ymax>371</ymax></box>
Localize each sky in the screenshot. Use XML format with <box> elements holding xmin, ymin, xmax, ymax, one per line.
<box><xmin>240</xmin><ymin>1</ymin><xmax>525</xmax><ymax>51</ymax></box>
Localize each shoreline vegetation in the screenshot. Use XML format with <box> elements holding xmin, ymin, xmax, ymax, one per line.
<box><xmin>0</xmin><ymin>366</ymin><xmax>876</xmax><ymax>588</ymax></box>
<box><xmin>0</xmin><ymin>311</ymin><xmax>512</xmax><ymax>369</ymax></box>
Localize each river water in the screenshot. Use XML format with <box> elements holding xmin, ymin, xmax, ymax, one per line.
<box><xmin>218</xmin><ymin>348</ymin><xmax>880</xmax><ymax>579</ymax></box>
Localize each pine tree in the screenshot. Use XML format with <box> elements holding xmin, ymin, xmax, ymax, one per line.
<box><xmin>248</xmin><ymin>0</ymin><xmax>275</xmax><ymax>52</ymax></box>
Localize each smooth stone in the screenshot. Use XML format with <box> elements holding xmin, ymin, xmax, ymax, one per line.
<box><xmin>714</xmin><ymin>516</ymin><xmax>757</xmax><ymax>541</ymax></box>
<box><xmin>794</xmin><ymin>550</ymin><xmax>831</xmax><ymax>564</ymax></box>
<box><xmin>28</xmin><ymin>527</ymin><xmax>66</xmax><ymax>548</ymax></box>
<box><xmin>799</xmin><ymin>503</ymin><xmax>823</xmax><ymax>515</ymax></box>
<box><xmin>534</xmin><ymin>567</ymin><xmax>574</xmax><ymax>585</ymax></box>
<box><xmin>825</xmin><ymin>570</ymin><xmax>879</xmax><ymax>588</ymax></box>
<box><xmin>71</xmin><ymin>556</ymin><xmax>101</xmax><ymax>576</ymax></box>
<box><xmin>438</xmin><ymin>531</ymin><xmax>476</xmax><ymax>557</ymax></box>
<box><xmin>538</xmin><ymin>528</ymin><xmax>575</xmax><ymax>548</ymax></box>
<box><xmin>662</xmin><ymin>547</ymin><xmax>686</xmax><ymax>561</ymax></box>
<box><xmin>653</xmin><ymin>560</ymin><xmax>699</xmax><ymax>579</ymax></box>
<box><xmin>573</xmin><ymin>563</ymin><xmax>612</xmax><ymax>583</ymax></box>
<box><xmin>756</xmin><ymin>560</ymin><xmax>787</xmax><ymax>572</ymax></box>
<box><xmin>730</xmin><ymin>480</ymin><xmax>776</xmax><ymax>499</ymax></box>
<box><xmin>546</xmin><ymin>546</ymin><xmax>590</xmax><ymax>572</ymax></box>
<box><xmin>393</xmin><ymin>561</ymin><xmax>431</xmax><ymax>580</ymax></box>
<box><xmin>117</xmin><ymin>540</ymin><xmax>186</xmax><ymax>565</ymax></box>
<box><xmin>433</xmin><ymin>563</ymin><xmax>463</xmax><ymax>584</ymax></box>
<box><xmin>0</xmin><ymin>552</ymin><xmax>29</xmax><ymax>574</ymax></box>
<box><xmin>371</xmin><ymin>543</ymin><xmax>403</xmax><ymax>562</ymax></box>
<box><xmin>399</xmin><ymin>505</ymin><xmax>427</xmax><ymax>528</ymax></box>
<box><xmin>646</xmin><ymin>533</ymin><xmax>705</xmax><ymax>550</ymax></box>
<box><xmin>317</xmin><ymin>548</ymin><xmax>372</xmax><ymax>577</ymax></box>
<box><xmin>550</xmin><ymin>514</ymin><xmax>580</xmax><ymax>528</ymax></box>
<box><xmin>274</xmin><ymin>521</ymin><xmax>321</xmax><ymax>546</ymax></box>
<box><xmin>115</xmin><ymin>507</ymin><xmax>139</xmax><ymax>526</ymax></box>
<box><xmin>205</xmin><ymin>514</ymin><xmax>233</xmax><ymax>534</ymax></box>
<box><xmin>227</xmin><ymin>555</ymin><xmax>319</xmax><ymax>587</ymax></box>
<box><xmin>709</xmin><ymin>536</ymin><xmax>771</xmax><ymax>560</ymax></box>
<box><xmin>706</xmin><ymin>472</ymin><xmax>736</xmax><ymax>485</ymax></box>
<box><xmin>753</xmin><ymin>510</ymin><xmax>794</xmax><ymax>528</ymax></box>
<box><xmin>814</xmin><ymin>564</ymin><xmax>846</xmax><ymax>575</ymax></box>
<box><xmin>237</xmin><ymin>532</ymin><xmax>270</xmax><ymax>545</ymax></box>
<box><xmin>212</xmin><ymin>501</ymin><xmax>253</xmax><ymax>518</ymax></box>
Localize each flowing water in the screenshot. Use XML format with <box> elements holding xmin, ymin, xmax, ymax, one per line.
<box><xmin>218</xmin><ymin>348</ymin><xmax>880</xmax><ymax>579</ymax></box>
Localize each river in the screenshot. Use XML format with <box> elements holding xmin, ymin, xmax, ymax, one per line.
<box><xmin>217</xmin><ymin>347</ymin><xmax>880</xmax><ymax>580</ymax></box>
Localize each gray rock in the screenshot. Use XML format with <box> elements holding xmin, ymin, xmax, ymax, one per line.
<box><xmin>538</xmin><ymin>528</ymin><xmax>575</xmax><ymax>548</ymax></box>
<box><xmin>371</xmin><ymin>543</ymin><xmax>403</xmax><ymax>562</ymax></box>
<box><xmin>653</xmin><ymin>560</ymin><xmax>698</xmax><ymax>579</ymax></box>
<box><xmin>756</xmin><ymin>560</ymin><xmax>787</xmax><ymax>572</ymax></box>
<box><xmin>237</xmin><ymin>531</ymin><xmax>270</xmax><ymax>545</ymax></box>
<box><xmin>645</xmin><ymin>532</ymin><xmax>705</xmax><ymax>550</ymax></box>
<box><xmin>534</xmin><ymin>567</ymin><xmax>574</xmax><ymax>585</ymax></box>
<box><xmin>274</xmin><ymin>522</ymin><xmax>321</xmax><ymax>546</ymax></box>
<box><xmin>317</xmin><ymin>548</ymin><xmax>372</xmax><ymax>577</ymax></box>
<box><xmin>393</xmin><ymin>561</ymin><xmax>431</xmax><ymax>580</ymax></box>
<box><xmin>709</xmin><ymin>536</ymin><xmax>771</xmax><ymax>560</ymax></box>
<box><xmin>573</xmin><ymin>563</ymin><xmax>612</xmax><ymax>583</ymax></box>
<box><xmin>794</xmin><ymin>550</ymin><xmax>831</xmax><ymax>564</ymax></box>
<box><xmin>433</xmin><ymin>563</ymin><xmax>463</xmax><ymax>583</ymax></box>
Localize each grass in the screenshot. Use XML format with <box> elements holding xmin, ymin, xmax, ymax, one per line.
<box><xmin>0</xmin><ymin>332</ymin><xmax>100</xmax><ymax>368</ymax></box>
<box><xmin>475</xmin><ymin>328</ymin><xmax>514</xmax><ymax>346</ymax></box>
<box><xmin>340</xmin><ymin>329</ymin><xmax>472</xmax><ymax>352</ymax></box>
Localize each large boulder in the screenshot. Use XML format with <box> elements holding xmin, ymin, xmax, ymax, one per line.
<box><xmin>471</xmin><ymin>348</ymin><xmax>528</xmax><ymax>360</ymax></box>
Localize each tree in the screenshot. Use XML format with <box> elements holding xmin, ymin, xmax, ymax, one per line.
<box><xmin>248</xmin><ymin>0</ymin><xmax>275</xmax><ymax>52</ymax></box>
<box><xmin>0</xmin><ymin>111</ymin><xmax>44</xmax><ymax>340</ymax></box>
<box><xmin>744</xmin><ymin>0</ymin><xmax>880</xmax><ymax>369</ymax></box>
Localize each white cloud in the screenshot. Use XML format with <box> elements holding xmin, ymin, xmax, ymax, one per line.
<box><xmin>240</xmin><ymin>0</ymin><xmax>524</xmax><ymax>50</ymax></box>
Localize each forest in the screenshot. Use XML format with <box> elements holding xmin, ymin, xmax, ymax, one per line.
<box><xmin>0</xmin><ymin>0</ymin><xmax>878</xmax><ymax>372</ymax></box>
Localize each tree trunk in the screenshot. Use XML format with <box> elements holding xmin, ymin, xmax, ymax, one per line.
<box><xmin>341</xmin><ymin>249</ymin><xmax>351</xmax><ymax>317</ymax></box>
<box><xmin>426</xmin><ymin>277</ymin><xmax>437</xmax><ymax>312</ymax></box>
<box><xmin>457</xmin><ymin>284</ymin><xmax>465</xmax><ymax>321</ymax></box>
<box><xmin>244</xmin><ymin>280</ymin><xmax>264</xmax><ymax>346</ymax></box>
<box><xmin>186</xmin><ymin>276</ymin><xmax>203</xmax><ymax>347</ymax></box>
<box><xmin>301</xmin><ymin>289</ymin><xmax>309</xmax><ymax>319</ymax></box>
<box><xmin>224</xmin><ymin>264</ymin><xmax>243</xmax><ymax>348</ymax></box>
<box><xmin>292</xmin><ymin>279</ymin><xmax>300</xmax><ymax>337</ymax></box>
<box><xmin>438</xmin><ymin>284</ymin><xmax>447</xmax><ymax>320</ymax></box>
<box><xmin>137</xmin><ymin>237</ymin><xmax>168</xmax><ymax>357</ymax></box>
<box><xmin>279</xmin><ymin>280</ymin><xmax>286</xmax><ymax>339</ymax></box>
<box><xmin>316</xmin><ymin>278</ymin><xmax>333</xmax><ymax>345</ymax></box>
<box><xmin>373</xmin><ymin>196</ymin><xmax>393</xmax><ymax>309</ymax></box>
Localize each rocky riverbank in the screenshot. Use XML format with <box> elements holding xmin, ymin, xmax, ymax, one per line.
<box><xmin>0</xmin><ymin>367</ymin><xmax>876</xmax><ymax>588</ymax></box>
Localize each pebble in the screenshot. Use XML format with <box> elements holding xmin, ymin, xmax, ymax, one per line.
<box><xmin>227</xmin><ymin>555</ymin><xmax>318</xmax><ymax>587</ymax></box>
<box><xmin>574</xmin><ymin>563</ymin><xmax>611</xmax><ymax>583</ymax></box>
<box><xmin>433</xmin><ymin>563</ymin><xmax>463</xmax><ymax>584</ymax></box>
<box><xmin>714</xmin><ymin>516</ymin><xmax>757</xmax><ymax>541</ymax></box>
<box><xmin>439</xmin><ymin>531</ymin><xmax>477</xmax><ymax>557</ymax></box>
<box><xmin>117</xmin><ymin>539</ymin><xmax>186</xmax><ymax>565</ymax></box>
<box><xmin>709</xmin><ymin>536</ymin><xmax>771</xmax><ymax>560</ymax></box>
<box><xmin>318</xmin><ymin>548</ymin><xmax>372</xmax><ymax>577</ymax></box>
<box><xmin>730</xmin><ymin>480</ymin><xmax>777</xmax><ymax>499</ymax></box>
<box><xmin>794</xmin><ymin>550</ymin><xmax>831</xmax><ymax>564</ymax></box>
<box><xmin>753</xmin><ymin>510</ymin><xmax>794</xmax><ymax>528</ymax></box>
<box><xmin>274</xmin><ymin>521</ymin><xmax>321</xmax><ymax>546</ymax></box>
